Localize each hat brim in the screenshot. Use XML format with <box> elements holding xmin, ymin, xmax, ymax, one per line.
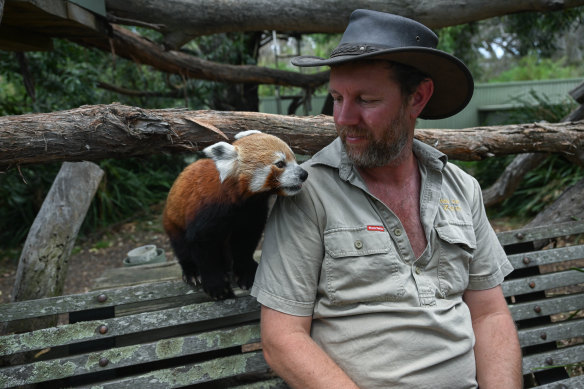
<box><xmin>292</xmin><ymin>48</ymin><xmax>473</xmax><ymax>120</ymax></box>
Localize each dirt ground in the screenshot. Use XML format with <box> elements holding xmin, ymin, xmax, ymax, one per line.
<box><xmin>0</xmin><ymin>204</ymin><xmax>176</xmax><ymax>304</ymax></box>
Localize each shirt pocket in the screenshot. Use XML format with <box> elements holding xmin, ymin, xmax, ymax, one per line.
<box><xmin>324</xmin><ymin>227</ymin><xmax>405</xmax><ymax>305</ymax></box>
<box><xmin>435</xmin><ymin>223</ymin><xmax>476</xmax><ymax>297</ymax></box>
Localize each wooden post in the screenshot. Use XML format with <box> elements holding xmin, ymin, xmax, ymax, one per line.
<box><xmin>5</xmin><ymin>161</ymin><xmax>104</xmax><ymax>334</ymax></box>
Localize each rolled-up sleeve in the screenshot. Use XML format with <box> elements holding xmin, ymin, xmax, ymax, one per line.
<box><xmin>251</xmin><ymin>184</ymin><xmax>324</xmax><ymax>316</ymax></box>
<box><xmin>467</xmin><ymin>177</ymin><xmax>514</xmax><ymax>290</ymax></box>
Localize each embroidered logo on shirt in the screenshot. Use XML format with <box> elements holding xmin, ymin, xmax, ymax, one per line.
<box><xmin>440</xmin><ymin>198</ymin><xmax>461</xmax><ymax>212</ymax></box>
<box><xmin>367</xmin><ymin>225</ymin><xmax>385</xmax><ymax>232</ymax></box>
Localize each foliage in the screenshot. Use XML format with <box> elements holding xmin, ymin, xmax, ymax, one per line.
<box><xmin>488</xmin><ymin>55</ymin><xmax>584</xmax><ymax>82</ymax></box>
<box><xmin>0</xmin><ymin>154</ymin><xmax>186</xmax><ymax>248</ymax></box>
<box><xmin>502</xmin><ymin>7</ymin><xmax>584</xmax><ymax>58</ymax></box>
<box><xmin>437</xmin><ymin>23</ymin><xmax>482</xmax><ymax>80</ymax></box>
<box><xmin>458</xmin><ymin>91</ymin><xmax>582</xmax><ymax>218</ymax></box>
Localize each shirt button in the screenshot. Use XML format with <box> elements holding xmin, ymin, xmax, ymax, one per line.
<box><xmin>394</xmin><ymin>228</ymin><xmax>402</xmax><ymax>236</ymax></box>
<box><xmin>415</xmin><ymin>266</ymin><xmax>422</xmax><ymax>275</ymax></box>
<box><xmin>354</xmin><ymin>240</ymin><xmax>363</xmax><ymax>249</ymax></box>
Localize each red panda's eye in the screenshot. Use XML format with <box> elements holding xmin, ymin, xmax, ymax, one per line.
<box><xmin>275</xmin><ymin>161</ymin><xmax>286</xmax><ymax>169</ymax></box>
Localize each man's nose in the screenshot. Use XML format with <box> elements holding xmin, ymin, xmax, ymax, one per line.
<box><xmin>334</xmin><ymin>100</ymin><xmax>360</xmax><ymax>127</ymax></box>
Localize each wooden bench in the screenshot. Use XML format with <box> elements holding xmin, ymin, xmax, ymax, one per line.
<box><xmin>1</xmin><ymin>220</ymin><xmax>583</xmax><ymax>388</ymax></box>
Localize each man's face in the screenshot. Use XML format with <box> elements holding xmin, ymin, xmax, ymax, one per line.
<box><xmin>329</xmin><ymin>61</ymin><xmax>414</xmax><ymax>168</ymax></box>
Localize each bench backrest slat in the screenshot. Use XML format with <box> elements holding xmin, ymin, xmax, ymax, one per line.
<box><xmin>502</xmin><ymin>269</ymin><xmax>584</xmax><ymax>297</ymax></box>
<box><xmin>522</xmin><ymin>344</ymin><xmax>584</xmax><ymax>374</ymax></box>
<box><xmin>0</xmin><ymin>324</ymin><xmax>260</xmax><ymax>387</ymax></box>
<box><xmin>508</xmin><ymin>293</ymin><xmax>584</xmax><ymax>321</ymax></box>
<box><xmin>534</xmin><ymin>375</ymin><xmax>584</xmax><ymax>389</ymax></box>
<box><xmin>94</xmin><ymin>351</ymin><xmax>269</xmax><ymax>388</ymax></box>
<box><xmin>496</xmin><ymin>220</ymin><xmax>584</xmax><ymax>246</ymax></box>
<box><xmin>0</xmin><ymin>295</ymin><xmax>259</xmax><ymax>357</ymax></box>
<box><xmin>506</xmin><ymin>245</ymin><xmax>584</xmax><ymax>269</ymax></box>
<box><xmin>0</xmin><ymin>280</ymin><xmax>198</xmax><ymax>322</ymax></box>
<box><xmin>517</xmin><ymin>318</ymin><xmax>584</xmax><ymax>348</ymax></box>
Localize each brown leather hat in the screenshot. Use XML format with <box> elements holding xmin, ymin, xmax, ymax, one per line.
<box><xmin>292</xmin><ymin>10</ymin><xmax>474</xmax><ymax>119</ymax></box>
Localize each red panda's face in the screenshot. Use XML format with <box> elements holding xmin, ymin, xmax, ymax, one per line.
<box><xmin>203</xmin><ymin>131</ymin><xmax>308</xmax><ymax>196</ymax></box>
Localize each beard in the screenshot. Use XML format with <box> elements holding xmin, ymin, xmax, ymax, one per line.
<box><xmin>338</xmin><ymin>106</ymin><xmax>410</xmax><ymax>168</ymax></box>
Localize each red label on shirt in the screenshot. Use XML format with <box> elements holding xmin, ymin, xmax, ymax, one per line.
<box><xmin>367</xmin><ymin>225</ymin><xmax>385</xmax><ymax>232</ymax></box>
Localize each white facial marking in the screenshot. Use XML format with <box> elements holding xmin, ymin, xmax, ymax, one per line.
<box><xmin>249</xmin><ymin>165</ymin><xmax>272</xmax><ymax>192</ymax></box>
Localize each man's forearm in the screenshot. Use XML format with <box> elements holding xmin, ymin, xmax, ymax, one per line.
<box><xmin>260</xmin><ymin>306</ymin><xmax>359</xmax><ymax>389</ymax></box>
<box><xmin>473</xmin><ymin>311</ymin><xmax>523</xmax><ymax>388</ymax></box>
<box><xmin>263</xmin><ymin>330</ymin><xmax>359</xmax><ymax>388</ymax></box>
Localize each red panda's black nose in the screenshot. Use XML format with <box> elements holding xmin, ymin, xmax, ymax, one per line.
<box><xmin>299</xmin><ymin>168</ymin><xmax>308</xmax><ymax>182</ymax></box>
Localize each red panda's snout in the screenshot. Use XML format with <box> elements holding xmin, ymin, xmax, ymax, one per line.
<box><xmin>277</xmin><ymin>163</ymin><xmax>308</xmax><ymax>196</ymax></box>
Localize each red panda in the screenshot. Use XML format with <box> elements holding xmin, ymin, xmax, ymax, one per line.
<box><xmin>163</xmin><ymin>130</ymin><xmax>308</xmax><ymax>299</ymax></box>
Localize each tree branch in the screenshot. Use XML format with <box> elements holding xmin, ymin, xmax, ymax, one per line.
<box><xmin>75</xmin><ymin>25</ymin><xmax>329</xmax><ymax>89</ymax></box>
<box><xmin>1</xmin><ymin>103</ymin><xmax>583</xmax><ymax>169</ymax></box>
<box><xmin>105</xmin><ymin>0</ymin><xmax>584</xmax><ymax>47</ymax></box>
<box><xmin>97</xmin><ymin>81</ymin><xmax>185</xmax><ymax>98</ymax></box>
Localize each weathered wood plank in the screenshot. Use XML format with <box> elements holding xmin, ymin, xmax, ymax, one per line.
<box><xmin>506</xmin><ymin>245</ymin><xmax>584</xmax><ymax>270</ymax></box>
<box><xmin>0</xmin><ymin>280</ymin><xmax>193</xmax><ymax>322</ymax></box>
<box><xmin>93</xmin><ymin>351</ymin><xmax>270</xmax><ymax>388</ymax></box>
<box><xmin>0</xmin><ymin>279</ymin><xmax>253</xmax><ymax>322</ymax></box>
<box><xmin>0</xmin><ymin>324</ymin><xmax>260</xmax><ymax>387</ymax></box>
<box><xmin>522</xmin><ymin>344</ymin><xmax>584</xmax><ymax>374</ymax></box>
<box><xmin>231</xmin><ymin>378</ymin><xmax>288</xmax><ymax>389</ymax></box>
<box><xmin>496</xmin><ymin>220</ymin><xmax>584</xmax><ymax>246</ymax></box>
<box><xmin>536</xmin><ymin>375</ymin><xmax>584</xmax><ymax>389</ymax></box>
<box><xmin>517</xmin><ymin>318</ymin><xmax>584</xmax><ymax>348</ymax></box>
<box><xmin>502</xmin><ymin>268</ymin><xmax>584</xmax><ymax>297</ymax></box>
<box><xmin>0</xmin><ymin>296</ymin><xmax>260</xmax><ymax>357</ymax></box>
<box><xmin>508</xmin><ymin>293</ymin><xmax>584</xmax><ymax>321</ymax></box>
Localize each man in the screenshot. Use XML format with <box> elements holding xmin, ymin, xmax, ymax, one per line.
<box><xmin>250</xmin><ymin>9</ymin><xmax>522</xmax><ymax>388</ymax></box>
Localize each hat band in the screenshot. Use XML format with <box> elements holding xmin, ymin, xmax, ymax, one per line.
<box><xmin>330</xmin><ymin>44</ymin><xmax>385</xmax><ymax>58</ymax></box>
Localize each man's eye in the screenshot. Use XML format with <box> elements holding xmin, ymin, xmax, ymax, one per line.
<box><xmin>275</xmin><ymin>161</ymin><xmax>286</xmax><ymax>168</ymax></box>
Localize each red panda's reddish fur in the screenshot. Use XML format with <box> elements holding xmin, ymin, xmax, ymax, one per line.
<box><xmin>161</xmin><ymin>132</ymin><xmax>308</xmax><ymax>300</ymax></box>
<box><xmin>163</xmin><ymin>159</ymin><xmax>244</xmax><ymax>241</ymax></box>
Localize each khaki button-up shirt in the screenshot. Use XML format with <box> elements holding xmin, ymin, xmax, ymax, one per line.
<box><xmin>251</xmin><ymin>138</ymin><xmax>513</xmax><ymax>388</ymax></box>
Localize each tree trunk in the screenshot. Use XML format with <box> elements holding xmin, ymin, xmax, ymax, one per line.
<box><xmin>482</xmin><ymin>153</ymin><xmax>548</xmax><ymax>207</ymax></box>
<box><xmin>0</xmin><ymin>103</ymin><xmax>583</xmax><ymax>169</ymax></box>
<box><xmin>525</xmin><ymin>177</ymin><xmax>584</xmax><ymax>230</ymax></box>
<box><xmin>5</xmin><ymin>162</ymin><xmax>104</xmax><ymax>334</ymax></box>
<box><xmin>105</xmin><ymin>0</ymin><xmax>584</xmax><ymax>47</ymax></box>
<box><xmin>482</xmin><ymin>82</ymin><xmax>584</xmax><ymax>207</ymax></box>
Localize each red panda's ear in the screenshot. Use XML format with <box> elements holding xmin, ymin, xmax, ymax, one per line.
<box><xmin>203</xmin><ymin>142</ymin><xmax>239</xmax><ymax>182</ymax></box>
<box><xmin>235</xmin><ymin>130</ymin><xmax>262</xmax><ymax>139</ymax></box>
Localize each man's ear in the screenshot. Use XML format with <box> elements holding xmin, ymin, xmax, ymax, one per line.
<box><xmin>409</xmin><ymin>78</ymin><xmax>434</xmax><ymax>118</ymax></box>
<box><xmin>203</xmin><ymin>142</ymin><xmax>239</xmax><ymax>182</ymax></box>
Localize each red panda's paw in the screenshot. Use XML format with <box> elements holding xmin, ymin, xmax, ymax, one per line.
<box><xmin>202</xmin><ymin>273</ymin><xmax>235</xmax><ymax>300</ymax></box>
<box><xmin>235</xmin><ymin>260</ymin><xmax>258</xmax><ymax>291</ymax></box>
<box><xmin>183</xmin><ymin>274</ymin><xmax>202</xmax><ymax>288</ymax></box>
